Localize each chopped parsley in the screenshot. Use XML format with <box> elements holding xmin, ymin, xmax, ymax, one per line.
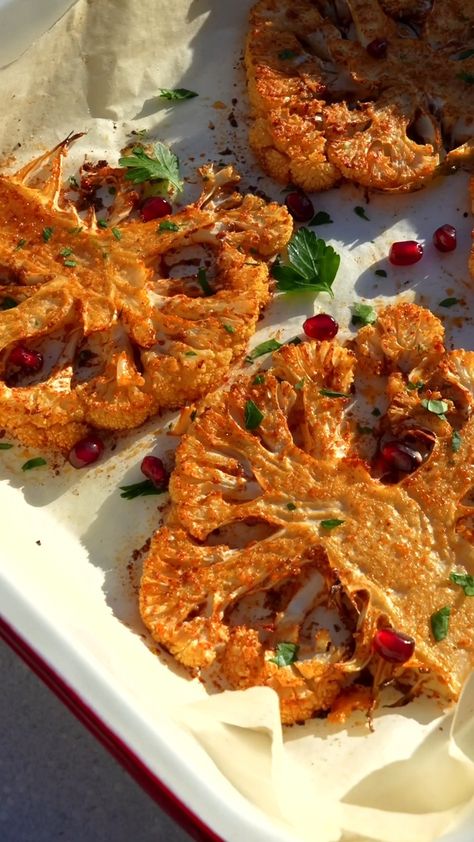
<box><xmin>68</xmin><ymin>175</ymin><xmax>79</xmax><ymax>188</ymax></box>
<box><xmin>112</xmin><ymin>228</ymin><xmax>122</xmax><ymax>241</ymax></box>
<box><xmin>450</xmin><ymin>572</ymin><xmax>474</xmax><ymax>596</ymax></box>
<box><xmin>14</xmin><ymin>238</ymin><xmax>26</xmax><ymax>251</ymax></box>
<box><xmin>0</xmin><ymin>442</ymin><xmax>13</xmax><ymax>450</ymax></box>
<box><xmin>272</xmin><ymin>228</ymin><xmax>340</xmax><ymax>296</ymax></box>
<box><xmin>319</xmin><ymin>388</ymin><xmax>350</xmax><ymax>398</ymax></box>
<box><xmin>120</xmin><ymin>479</ymin><xmax>166</xmax><ymax>499</ymax></box>
<box><xmin>42</xmin><ymin>227</ymin><xmax>54</xmax><ymax>242</ymax></box>
<box><xmin>351</xmin><ymin>302</ymin><xmax>376</xmax><ymax>326</ymax></box>
<box><xmin>354</xmin><ymin>205</ymin><xmax>370</xmax><ymax>221</ymax></box>
<box><xmin>64</xmin><ymin>259</ymin><xmax>77</xmax><ymax>268</ymax></box>
<box><xmin>439</xmin><ymin>297</ymin><xmax>459</xmax><ymax>308</ymax></box>
<box><xmin>98</xmin><ymin>219</ymin><xmax>108</xmax><ymax>229</ymax></box>
<box><xmin>0</xmin><ymin>297</ymin><xmax>18</xmax><ymax>310</ymax></box>
<box><xmin>158</xmin><ymin>220</ymin><xmax>180</xmax><ymax>232</ymax></box>
<box><xmin>185</xmin><ymin>350</ymin><xmax>197</xmax><ymax>356</ymax></box>
<box><xmin>309</xmin><ymin>211</ymin><xmax>333</xmax><ymax>226</ymax></box>
<box><xmin>223</xmin><ymin>323</ymin><xmax>235</xmax><ymax>334</ymax></box>
<box><xmin>158</xmin><ymin>88</ymin><xmax>198</xmax><ymax>101</ymax></box>
<box><xmin>321</xmin><ymin>519</ymin><xmax>344</xmax><ymax>530</ymax></box>
<box><xmin>270</xmin><ymin>641</ymin><xmax>299</xmax><ymax>667</ymax></box>
<box><xmin>278</xmin><ymin>49</ymin><xmax>298</xmax><ymax>60</ymax></box>
<box><xmin>22</xmin><ymin>457</ymin><xmax>47</xmax><ymax>471</ymax></box>
<box><xmin>451</xmin><ymin>430</ymin><xmax>462</xmax><ymax>452</ymax></box>
<box><xmin>286</xmin><ymin>502</ymin><xmax>297</xmax><ymax>511</ymax></box>
<box><xmin>68</xmin><ymin>226</ymin><xmax>83</xmax><ymax>235</ymax></box>
<box><xmin>421</xmin><ymin>398</ymin><xmax>448</xmax><ymax>420</ymax></box>
<box><xmin>197</xmin><ymin>267</ymin><xmax>213</xmax><ymax>296</ymax></box>
<box><xmin>119</xmin><ymin>141</ymin><xmax>183</xmax><ymax>194</ymax></box>
<box><xmin>246</xmin><ymin>338</ymin><xmax>281</xmax><ymax>362</ymax></box>
<box><xmin>253</xmin><ymin>374</ymin><xmax>265</xmax><ymax>385</ymax></box>
<box><xmin>294</xmin><ymin>378</ymin><xmax>305</xmax><ymax>391</ymax></box>
<box><xmin>430</xmin><ymin>606</ymin><xmax>451</xmax><ymax>642</ymax></box>
<box><xmin>407</xmin><ymin>381</ymin><xmax>424</xmax><ymax>392</ymax></box>
<box><xmin>375</xmin><ymin>269</ymin><xmax>387</xmax><ymax>277</ymax></box>
<box><xmin>60</xmin><ymin>247</ymin><xmax>74</xmax><ymax>257</ymax></box>
<box><xmin>244</xmin><ymin>399</ymin><xmax>264</xmax><ymax>430</ymax></box>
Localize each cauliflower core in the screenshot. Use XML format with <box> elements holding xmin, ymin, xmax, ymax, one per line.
<box><xmin>0</xmin><ymin>137</ymin><xmax>292</xmax><ymax>451</ymax></box>
<box><xmin>140</xmin><ymin>303</ymin><xmax>474</xmax><ymax>724</ymax></box>
<box><xmin>245</xmin><ymin>0</ymin><xmax>474</xmax><ymax>192</ymax></box>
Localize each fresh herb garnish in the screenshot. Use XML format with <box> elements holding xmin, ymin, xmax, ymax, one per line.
<box><xmin>158</xmin><ymin>88</ymin><xmax>198</xmax><ymax>101</ymax></box>
<box><xmin>185</xmin><ymin>350</ymin><xmax>197</xmax><ymax>356</ymax></box>
<box><xmin>450</xmin><ymin>572</ymin><xmax>474</xmax><ymax>596</ymax></box>
<box><xmin>451</xmin><ymin>430</ymin><xmax>462</xmax><ymax>452</ymax></box>
<box><xmin>321</xmin><ymin>519</ymin><xmax>344</xmax><ymax>530</ymax></box>
<box><xmin>0</xmin><ymin>296</ymin><xmax>18</xmax><ymax>310</ymax></box>
<box><xmin>120</xmin><ymin>479</ymin><xmax>166</xmax><ymax>499</ymax></box>
<box><xmin>112</xmin><ymin>227</ymin><xmax>122</xmax><ymax>241</ymax></box>
<box><xmin>42</xmin><ymin>226</ymin><xmax>54</xmax><ymax>242</ymax></box>
<box><xmin>272</xmin><ymin>228</ymin><xmax>340</xmax><ymax>296</ymax></box>
<box><xmin>421</xmin><ymin>398</ymin><xmax>449</xmax><ymax>420</ymax></box>
<box><xmin>246</xmin><ymin>338</ymin><xmax>282</xmax><ymax>362</ymax></box>
<box><xmin>457</xmin><ymin>71</ymin><xmax>474</xmax><ymax>84</ymax></box>
<box><xmin>294</xmin><ymin>378</ymin><xmax>305</xmax><ymax>391</ymax></box>
<box><xmin>439</xmin><ymin>297</ymin><xmax>459</xmax><ymax>308</ymax></box>
<box><xmin>431</xmin><ymin>606</ymin><xmax>451</xmax><ymax>642</ymax></box>
<box><xmin>0</xmin><ymin>442</ymin><xmax>13</xmax><ymax>449</ymax></box>
<box><xmin>119</xmin><ymin>141</ymin><xmax>183</xmax><ymax>194</ymax></box>
<box><xmin>456</xmin><ymin>49</ymin><xmax>474</xmax><ymax>60</ymax></box>
<box><xmin>22</xmin><ymin>457</ymin><xmax>47</xmax><ymax>471</ymax></box>
<box><xmin>64</xmin><ymin>259</ymin><xmax>77</xmax><ymax>267</ymax></box>
<box><xmin>197</xmin><ymin>267</ymin><xmax>213</xmax><ymax>296</ymax></box>
<box><xmin>309</xmin><ymin>211</ymin><xmax>333</xmax><ymax>226</ymax></box>
<box><xmin>270</xmin><ymin>641</ymin><xmax>299</xmax><ymax>667</ymax></box>
<box><xmin>351</xmin><ymin>302</ymin><xmax>376</xmax><ymax>326</ymax></box>
<box><xmin>68</xmin><ymin>174</ymin><xmax>79</xmax><ymax>188</ymax></box>
<box><xmin>319</xmin><ymin>388</ymin><xmax>350</xmax><ymax>398</ymax></box>
<box><xmin>375</xmin><ymin>269</ymin><xmax>387</xmax><ymax>277</ymax></box>
<box><xmin>354</xmin><ymin>206</ymin><xmax>369</xmax><ymax>220</ymax></box>
<box><xmin>407</xmin><ymin>381</ymin><xmax>424</xmax><ymax>392</ymax></box>
<box><xmin>287</xmin><ymin>336</ymin><xmax>302</xmax><ymax>346</ymax></box>
<box><xmin>223</xmin><ymin>323</ymin><xmax>235</xmax><ymax>334</ymax></box>
<box><xmin>244</xmin><ymin>399</ymin><xmax>264</xmax><ymax>430</ymax></box>
<box><xmin>278</xmin><ymin>49</ymin><xmax>298</xmax><ymax>60</ymax></box>
<box><xmin>98</xmin><ymin>219</ymin><xmax>108</xmax><ymax>229</ymax></box>
<box><xmin>158</xmin><ymin>220</ymin><xmax>180</xmax><ymax>232</ymax></box>
<box><xmin>69</xmin><ymin>226</ymin><xmax>83</xmax><ymax>235</ymax></box>
<box><xmin>60</xmin><ymin>247</ymin><xmax>74</xmax><ymax>257</ymax></box>
<box><xmin>253</xmin><ymin>374</ymin><xmax>265</xmax><ymax>385</ymax></box>
<box><xmin>286</xmin><ymin>502</ymin><xmax>297</xmax><ymax>511</ymax></box>
<box><xmin>14</xmin><ymin>238</ymin><xmax>26</xmax><ymax>251</ymax></box>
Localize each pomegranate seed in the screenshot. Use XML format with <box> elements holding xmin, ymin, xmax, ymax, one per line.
<box><xmin>433</xmin><ymin>224</ymin><xmax>456</xmax><ymax>253</ymax></box>
<box><xmin>141</xmin><ymin>455</ymin><xmax>168</xmax><ymax>489</ymax></box>
<box><xmin>285</xmin><ymin>191</ymin><xmax>314</xmax><ymax>223</ymax></box>
<box><xmin>68</xmin><ymin>434</ymin><xmax>104</xmax><ymax>468</ymax></box>
<box><xmin>389</xmin><ymin>240</ymin><xmax>423</xmax><ymax>266</ymax></box>
<box><xmin>9</xmin><ymin>345</ymin><xmax>43</xmax><ymax>372</ymax></box>
<box><xmin>366</xmin><ymin>37</ymin><xmax>388</xmax><ymax>59</ymax></box>
<box><xmin>141</xmin><ymin>197</ymin><xmax>172</xmax><ymax>222</ymax></box>
<box><xmin>381</xmin><ymin>441</ymin><xmax>421</xmax><ymax>473</ymax></box>
<box><xmin>303</xmin><ymin>313</ymin><xmax>339</xmax><ymax>341</ymax></box>
<box><xmin>373</xmin><ymin>628</ymin><xmax>415</xmax><ymax>663</ymax></box>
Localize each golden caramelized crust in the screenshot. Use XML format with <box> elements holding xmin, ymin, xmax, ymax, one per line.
<box><xmin>0</xmin><ymin>139</ymin><xmax>292</xmax><ymax>451</ymax></box>
<box><xmin>245</xmin><ymin>0</ymin><xmax>474</xmax><ymax>192</ymax></box>
<box><xmin>140</xmin><ymin>303</ymin><xmax>474</xmax><ymax>724</ymax></box>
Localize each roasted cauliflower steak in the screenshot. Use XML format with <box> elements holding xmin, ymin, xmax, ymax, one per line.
<box><xmin>0</xmin><ymin>137</ymin><xmax>292</xmax><ymax>450</ymax></box>
<box><xmin>140</xmin><ymin>303</ymin><xmax>474</xmax><ymax>724</ymax></box>
<box><xmin>245</xmin><ymin>0</ymin><xmax>474</xmax><ymax>192</ymax></box>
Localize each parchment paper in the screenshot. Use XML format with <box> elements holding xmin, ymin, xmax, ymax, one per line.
<box><xmin>0</xmin><ymin>2</ymin><xmax>473</xmax><ymax>840</ymax></box>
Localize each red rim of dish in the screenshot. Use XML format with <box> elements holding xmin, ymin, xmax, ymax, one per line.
<box><xmin>0</xmin><ymin>616</ymin><xmax>222</xmax><ymax>842</ymax></box>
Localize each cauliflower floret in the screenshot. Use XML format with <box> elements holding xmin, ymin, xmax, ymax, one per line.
<box><xmin>0</xmin><ymin>139</ymin><xmax>292</xmax><ymax>451</ymax></box>
<box><xmin>140</xmin><ymin>303</ymin><xmax>474</xmax><ymax>723</ymax></box>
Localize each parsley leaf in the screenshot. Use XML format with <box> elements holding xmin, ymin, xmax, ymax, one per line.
<box><xmin>60</xmin><ymin>247</ymin><xmax>74</xmax><ymax>257</ymax></box>
<box><xmin>253</xmin><ymin>374</ymin><xmax>265</xmax><ymax>385</ymax></box>
<box><xmin>42</xmin><ymin>226</ymin><xmax>54</xmax><ymax>242</ymax></box>
<box><xmin>451</xmin><ymin>430</ymin><xmax>462</xmax><ymax>452</ymax></box>
<box><xmin>98</xmin><ymin>219</ymin><xmax>108</xmax><ymax>229</ymax></box>
<box><xmin>15</xmin><ymin>238</ymin><xmax>26</xmax><ymax>250</ymax></box>
<box><xmin>321</xmin><ymin>519</ymin><xmax>344</xmax><ymax>530</ymax></box>
<box><xmin>354</xmin><ymin>206</ymin><xmax>370</xmax><ymax>220</ymax></box>
<box><xmin>375</xmin><ymin>269</ymin><xmax>387</xmax><ymax>277</ymax></box>
<box><xmin>0</xmin><ymin>296</ymin><xmax>18</xmax><ymax>310</ymax></box>
<box><xmin>244</xmin><ymin>399</ymin><xmax>264</xmax><ymax>430</ymax></box>
<box><xmin>309</xmin><ymin>211</ymin><xmax>333</xmax><ymax>226</ymax></box>
<box><xmin>223</xmin><ymin>323</ymin><xmax>235</xmax><ymax>334</ymax></box>
<box><xmin>351</xmin><ymin>302</ymin><xmax>376</xmax><ymax>326</ymax></box>
<box><xmin>286</xmin><ymin>502</ymin><xmax>297</xmax><ymax>511</ymax></box>
<box><xmin>270</xmin><ymin>642</ymin><xmax>299</xmax><ymax>667</ymax></box>
<box><xmin>278</xmin><ymin>49</ymin><xmax>298</xmax><ymax>60</ymax></box>
<box><xmin>421</xmin><ymin>398</ymin><xmax>449</xmax><ymax>419</ymax></box>
<box><xmin>120</xmin><ymin>479</ymin><xmax>166</xmax><ymax>499</ymax></box>
<box><xmin>158</xmin><ymin>220</ymin><xmax>180</xmax><ymax>232</ymax></box>
<box><xmin>430</xmin><ymin>606</ymin><xmax>451</xmax><ymax>642</ymax></box>
<box><xmin>22</xmin><ymin>457</ymin><xmax>47</xmax><ymax>471</ymax></box>
<box><xmin>112</xmin><ymin>228</ymin><xmax>122</xmax><ymax>241</ymax></box>
<box><xmin>450</xmin><ymin>572</ymin><xmax>474</xmax><ymax>596</ymax></box>
<box><xmin>407</xmin><ymin>381</ymin><xmax>424</xmax><ymax>392</ymax></box>
<box><xmin>457</xmin><ymin>71</ymin><xmax>474</xmax><ymax>84</ymax></box>
<box><xmin>246</xmin><ymin>338</ymin><xmax>282</xmax><ymax>362</ymax></box>
<box><xmin>197</xmin><ymin>267</ymin><xmax>213</xmax><ymax>296</ymax></box>
<box><xmin>439</xmin><ymin>297</ymin><xmax>459</xmax><ymax>308</ymax></box>
<box><xmin>0</xmin><ymin>442</ymin><xmax>13</xmax><ymax>449</ymax></box>
<box><xmin>319</xmin><ymin>388</ymin><xmax>350</xmax><ymax>398</ymax></box>
<box><xmin>119</xmin><ymin>141</ymin><xmax>183</xmax><ymax>194</ymax></box>
<box><xmin>158</xmin><ymin>88</ymin><xmax>198</xmax><ymax>101</ymax></box>
<box><xmin>64</xmin><ymin>259</ymin><xmax>77</xmax><ymax>267</ymax></box>
<box><xmin>272</xmin><ymin>228</ymin><xmax>340</xmax><ymax>296</ymax></box>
